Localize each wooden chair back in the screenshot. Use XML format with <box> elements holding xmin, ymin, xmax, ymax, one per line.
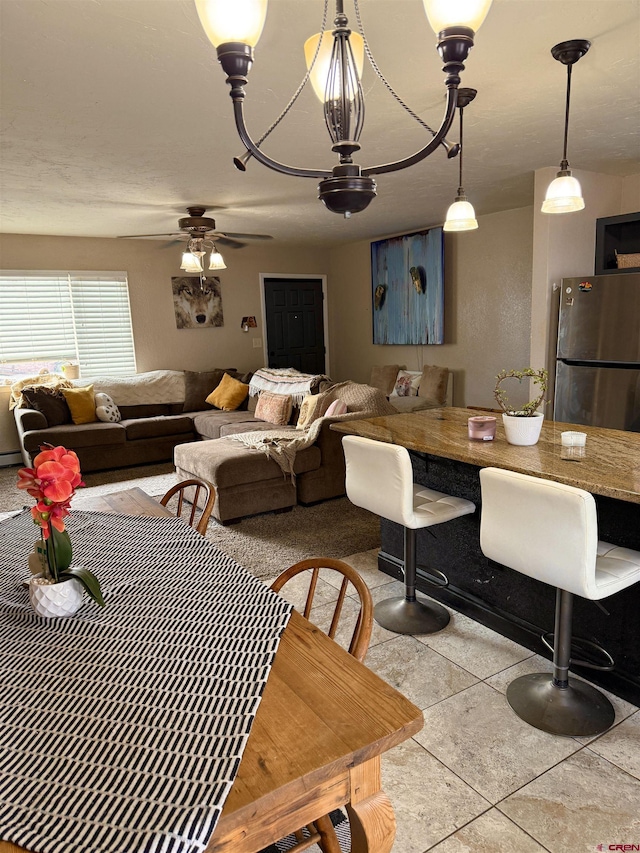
<box><xmin>159</xmin><ymin>478</ymin><xmax>215</xmax><ymax>536</ymax></box>
<box><xmin>271</xmin><ymin>557</ymin><xmax>374</xmax><ymax>663</ymax></box>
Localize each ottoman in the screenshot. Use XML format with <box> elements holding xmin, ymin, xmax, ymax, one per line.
<box><xmin>174</xmin><ymin>438</ymin><xmax>322</xmax><ymax>524</ymax></box>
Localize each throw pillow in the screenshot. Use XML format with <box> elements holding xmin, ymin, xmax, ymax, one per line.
<box><xmin>391</xmin><ymin>370</ymin><xmax>422</xmax><ymax>397</ymax></box>
<box><xmin>254</xmin><ymin>391</ymin><xmax>293</xmax><ymax>426</ymax></box>
<box><xmin>325</xmin><ymin>399</ymin><xmax>347</xmax><ymax>417</ymax></box>
<box><xmin>296</xmin><ymin>394</ymin><xmax>325</xmax><ymax>430</ymax></box>
<box><xmin>21</xmin><ymin>387</ymin><xmax>72</xmax><ymax>427</ymax></box>
<box><xmin>95</xmin><ymin>392</ymin><xmax>122</xmax><ymax>423</ymax></box>
<box><xmin>418</xmin><ymin>365</ymin><xmax>449</xmax><ymax>405</ymax></box>
<box><xmin>205</xmin><ymin>373</ymin><xmax>249</xmax><ymax>411</ymax></box>
<box><xmin>369</xmin><ymin>364</ymin><xmax>405</xmax><ymax>396</ymax></box>
<box><xmin>62</xmin><ymin>385</ymin><xmax>98</xmax><ymax>424</ymax></box>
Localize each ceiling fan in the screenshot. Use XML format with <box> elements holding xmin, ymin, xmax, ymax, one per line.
<box><xmin>118</xmin><ymin>206</ymin><xmax>273</xmax><ymax>249</ymax></box>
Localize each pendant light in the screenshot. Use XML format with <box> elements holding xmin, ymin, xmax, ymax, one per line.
<box><xmin>541</xmin><ymin>39</ymin><xmax>590</xmax><ymax>215</ymax></box>
<box><xmin>443</xmin><ymin>87</ymin><xmax>477</xmax><ymax>232</ymax></box>
<box><xmin>195</xmin><ymin>0</ymin><xmax>493</xmax><ymax>217</ymax></box>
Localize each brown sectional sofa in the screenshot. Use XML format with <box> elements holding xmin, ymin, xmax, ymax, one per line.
<box><xmin>12</xmin><ymin>369</ymin><xmax>286</xmax><ymax>472</ymax></box>
<box><xmin>12</xmin><ymin>368</ymin><xmax>407</xmax><ymax>523</ymax></box>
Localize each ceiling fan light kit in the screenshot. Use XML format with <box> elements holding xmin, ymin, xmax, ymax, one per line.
<box><xmin>195</xmin><ymin>0</ymin><xmax>493</xmax><ymax>218</ymax></box>
<box><xmin>541</xmin><ymin>38</ymin><xmax>591</xmax><ymax>215</ymax></box>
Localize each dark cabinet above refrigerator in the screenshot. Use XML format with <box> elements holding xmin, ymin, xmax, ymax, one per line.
<box><xmin>595</xmin><ymin>212</ymin><xmax>640</xmax><ymax>275</ymax></box>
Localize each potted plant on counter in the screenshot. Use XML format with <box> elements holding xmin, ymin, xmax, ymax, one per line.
<box><xmin>494</xmin><ymin>368</ymin><xmax>548</xmax><ymax>446</ymax></box>
<box><xmin>18</xmin><ymin>444</ymin><xmax>105</xmax><ymax>617</ymax></box>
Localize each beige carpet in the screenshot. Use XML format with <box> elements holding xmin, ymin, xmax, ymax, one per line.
<box><xmin>0</xmin><ymin>462</ymin><xmax>380</xmax><ymax>582</ymax></box>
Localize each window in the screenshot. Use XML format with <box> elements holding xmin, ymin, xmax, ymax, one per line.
<box><xmin>0</xmin><ymin>271</ymin><xmax>136</xmax><ymax>379</ymax></box>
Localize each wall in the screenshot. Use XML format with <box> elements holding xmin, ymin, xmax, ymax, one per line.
<box><xmin>327</xmin><ymin>206</ymin><xmax>534</xmax><ymax>409</ymax></box>
<box><xmin>0</xmin><ymin>233</ymin><xmax>329</xmax><ymax>457</ymax></box>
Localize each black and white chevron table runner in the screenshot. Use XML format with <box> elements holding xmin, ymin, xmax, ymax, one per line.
<box><xmin>0</xmin><ymin>510</ymin><xmax>292</xmax><ymax>853</ymax></box>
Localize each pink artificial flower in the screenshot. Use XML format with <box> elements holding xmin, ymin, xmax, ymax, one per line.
<box><xmin>18</xmin><ymin>444</ymin><xmax>84</xmax><ymax>537</ymax></box>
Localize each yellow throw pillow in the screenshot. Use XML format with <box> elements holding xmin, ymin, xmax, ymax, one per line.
<box><xmin>62</xmin><ymin>385</ymin><xmax>97</xmax><ymax>424</ymax></box>
<box><xmin>205</xmin><ymin>373</ymin><xmax>249</xmax><ymax>411</ymax></box>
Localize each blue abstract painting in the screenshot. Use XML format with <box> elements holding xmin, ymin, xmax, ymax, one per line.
<box><xmin>371</xmin><ymin>227</ymin><xmax>444</xmax><ymax>345</ymax></box>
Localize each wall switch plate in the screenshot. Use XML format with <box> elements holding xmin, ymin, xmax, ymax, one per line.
<box><xmin>252</xmin><ymin>337</ymin><xmax>262</xmax><ymax>348</ymax></box>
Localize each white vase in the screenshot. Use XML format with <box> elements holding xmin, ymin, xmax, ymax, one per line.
<box><xmin>502</xmin><ymin>412</ymin><xmax>544</xmax><ymax>446</ymax></box>
<box><xmin>29</xmin><ymin>577</ymin><xmax>84</xmax><ymax>618</ymax></box>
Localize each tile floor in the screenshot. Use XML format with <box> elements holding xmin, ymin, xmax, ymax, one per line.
<box><xmin>277</xmin><ymin>549</ymin><xmax>640</xmax><ymax>853</ymax></box>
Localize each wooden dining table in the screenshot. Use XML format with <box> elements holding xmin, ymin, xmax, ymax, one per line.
<box><xmin>0</xmin><ymin>488</ymin><xmax>423</xmax><ymax>853</ymax></box>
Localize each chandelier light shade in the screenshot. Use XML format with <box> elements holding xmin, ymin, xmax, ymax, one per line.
<box><xmin>422</xmin><ymin>0</ymin><xmax>493</xmax><ymax>33</ymax></box>
<box><xmin>194</xmin><ymin>0</ymin><xmax>268</xmax><ymax>48</ymax></box>
<box><xmin>443</xmin><ymin>87</ymin><xmax>477</xmax><ymax>232</ymax></box>
<box><xmin>541</xmin><ymin>39</ymin><xmax>590</xmax><ymax>215</ymax></box>
<box><xmin>196</xmin><ymin>0</ymin><xmax>493</xmax><ymax>217</ymax></box>
<box><xmin>304</xmin><ymin>30</ymin><xmax>365</xmax><ymax>104</ymax></box>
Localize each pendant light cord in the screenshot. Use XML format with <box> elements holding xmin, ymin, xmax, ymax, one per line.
<box><xmin>458</xmin><ymin>107</ymin><xmax>464</xmax><ymax>190</ymax></box>
<box><xmin>562</xmin><ymin>63</ymin><xmax>572</xmax><ymax>167</ymax></box>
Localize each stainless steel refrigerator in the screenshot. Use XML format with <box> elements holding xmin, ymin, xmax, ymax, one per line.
<box><xmin>554</xmin><ymin>274</ymin><xmax>640</xmax><ymax>432</ymax></box>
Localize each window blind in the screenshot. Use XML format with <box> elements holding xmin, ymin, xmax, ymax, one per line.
<box><xmin>0</xmin><ymin>271</ymin><xmax>136</xmax><ymax>377</ymax></box>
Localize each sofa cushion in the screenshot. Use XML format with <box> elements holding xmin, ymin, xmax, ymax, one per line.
<box><xmin>62</xmin><ymin>385</ymin><xmax>98</xmax><ymax>424</ymax></box>
<box><xmin>22</xmin><ymin>422</ymin><xmax>126</xmax><ymax>453</ymax></box>
<box><xmin>254</xmin><ymin>391</ymin><xmax>293</xmax><ymax>426</ymax></box>
<box><xmin>117</xmin><ymin>403</ymin><xmax>178</xmax><ymax>419</ymax></box>
<box><xmin>21</xmin><ymin>387</ymin><xmax>72</xmax><ymax>427</ymax></box>
<box><xmin>192</xmin><ymin>411</ymin><xmax>261</xmax><ymax>440</ymax></box>
<box><xmin>183</xmin><ymin>369</ymin><xmax>237</xmax><ymax>412</ymax></box>
<box><xmin>174</xmin><ymin>439</ymin><xmax>321</xmax><ymax>489</ymax></box>
<box><xmin>121</xmin><ymin>415</ymin><xmax>195</xmax><ymax>441</ymax></box>
<box><xmin>219</xmin><ymin>422</ymin><xmax>296</xmax><ymax>438</ymax></box>
<box><xmin>418</xmin><ymin>365</ymin><xmax>449</xmax><ymax>404</ymax></box>
<box><xmin>206</xmin><ymin>373</ymin><xmax>249</xmax><ymax>411</ymax></box>
<box><xmin>369</xmin><ymin>364</ymin><xmax>404</xmax><ymax>396</ymax></box>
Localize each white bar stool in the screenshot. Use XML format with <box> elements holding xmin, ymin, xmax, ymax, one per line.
<box><xmin>480</xmin><ymin>467</ymin><xmax>640</xmax><ymax>737</ymax></box>
<box><xmin>343</xmin><ymin>435</ymin><xmax>475</xmax><ymax>634</ymax></box>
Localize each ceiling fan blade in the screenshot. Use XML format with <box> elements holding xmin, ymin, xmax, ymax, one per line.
<box><xmin>219</xmin><ymin>231</ymin><xmax>273</xmax><ymax>240</ymax></box>
<box><xmin>117</xmin><ymin>232</ymin><xmax>181</xmax><ymax>239</ymax></box>
<box><xmin>214</xmin><ymin>236</ymin><xmax>247</xmax><ymax>249</ymax></box>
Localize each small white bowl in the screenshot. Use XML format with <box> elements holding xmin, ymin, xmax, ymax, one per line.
<box><xmin>561</xmin><ymin>430</ymin><xmax>587</xmax><ymax>447</ymax></box>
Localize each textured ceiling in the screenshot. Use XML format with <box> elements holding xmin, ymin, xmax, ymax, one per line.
<box><xmin>0</xmin><ymin>0</ymin><xmax>639</xmax><ymax>246</ymax></box>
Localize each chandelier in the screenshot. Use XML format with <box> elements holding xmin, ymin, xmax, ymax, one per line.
<box><xmin>195</xmin><ymin>0</ymin><xmax>493</xmax><ymax>217</ymax></box>
<box><xmin>180</xmin><ymin>238</ymin><xmax>227</xmax><ymax>273</ymax></box>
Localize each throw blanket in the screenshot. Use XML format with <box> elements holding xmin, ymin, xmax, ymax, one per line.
<box><xmin>71</xmin><ymin>370</ymin><xmax>186</xmax><ymax>406</ymax></box>
<box><xmin>9</xmin><ymin>373</ymin><xmax>74</xmax><ymax>410</ymax></box>
<box><xmin>233</xmin><ymin>381</ymin><xmax>396</xmax><ymax>479</ymax></box>
<box><xmin>249</xmin><ymin>368</ymin><xmax>329</xmax><ymax>405</ymax></box>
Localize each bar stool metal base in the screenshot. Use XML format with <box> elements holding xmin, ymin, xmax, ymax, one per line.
<box><xmin>506</xmin><ymin>672</ymin><xmax>615</xmax><ymax>737</ymax></box>
<box><xmin>374</xmin><ymin>595</ymin><xmax>451</xmax><ymax>635</ymax></box>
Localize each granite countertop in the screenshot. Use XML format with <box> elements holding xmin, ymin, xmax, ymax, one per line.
<box><xmin>331</xmin><ymin>407</ymin><xmax>640</xmax><ymax>504</ymax></box>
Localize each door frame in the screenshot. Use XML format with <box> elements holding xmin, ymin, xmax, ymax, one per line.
<box><xmin>259</xmin><ymin>273</ymin><xmax>330</xmax><ymax>375</ymax></box>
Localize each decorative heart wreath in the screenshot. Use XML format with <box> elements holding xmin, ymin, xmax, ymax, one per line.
<box><xmin>494</xmin><ymin>368</ymin><xmax>548</xmax><ymax>417</ymax></box>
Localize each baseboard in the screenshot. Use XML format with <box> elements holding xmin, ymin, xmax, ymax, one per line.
<box><xmin>0</xmin><ymin>452</ymin><xmax>22</xmax><ymax>468</ymax></box>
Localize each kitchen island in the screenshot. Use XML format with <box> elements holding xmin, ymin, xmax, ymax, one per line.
<box><xmin>332</xmin><ymin>407</ymin><xmax>640</xmax><ymax>704</ymax></box>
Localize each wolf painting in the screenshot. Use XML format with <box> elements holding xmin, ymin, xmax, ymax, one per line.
<box><xmin>171</xmin><ymin>276</ymin><xmax>224</xmax><ymax>329</ymax></box>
